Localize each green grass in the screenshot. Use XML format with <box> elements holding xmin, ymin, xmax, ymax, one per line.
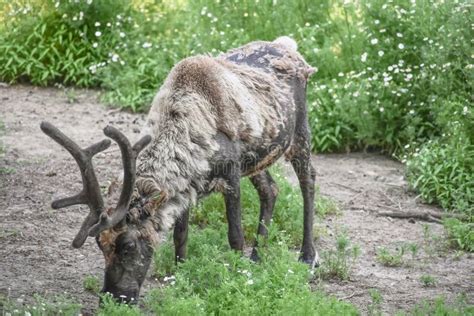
<box><xmin>419</xmin><ymin>275</ymin><xmax>436</xmax><ymax>288</ymax></box>
<box><xmin>396</xmin><ymin>295</ymin><xmax>474</xmax><ymax>316</ymax></box>
<box><xmin>83</xmin><ymin>275</ymin><xmax>101</xmax><ymax>294</ymax></box>
<box><xmin>368</xmin><ymin>289</ymin><xmax>383</xmax><ymax>316</ymax></box>
<box><xmin>443</xmin><ymin>218</ymin><xmax>474</xmax><ymax>252</ymax></box>
<box><xmin>317</xmin><ymin>233</ymin><xmax>360</xmax><ymax>280</ymax></box>
<box><xmin>0</xmin><ymin>294</ymin><xmax>81</xmax><ymax>316</ymax></box>
<box><xmin>376</xmin><ymin>246</ymin><xmax>406</xmax><ymax>267</ymax></box>
<box><xmin>149</xmin><ymin>225</ymin><xmax>357</xmax><ymax>315</ymax></box>
<box><xmin>149</xmin><ymin>167</ymin><xmax>358</xmax><ymax>314</ymax></box>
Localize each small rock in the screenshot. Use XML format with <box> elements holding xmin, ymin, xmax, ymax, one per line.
<box><xmin>46</xmin><ymin>171</ymin><xmax>57</xmax><ymax>177</ymax></box>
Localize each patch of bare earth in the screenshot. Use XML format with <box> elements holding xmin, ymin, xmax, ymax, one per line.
<box><xmin>0</xmin><ymin>86</ymin><xmax>472</xmax><ymax>315</ymax></box>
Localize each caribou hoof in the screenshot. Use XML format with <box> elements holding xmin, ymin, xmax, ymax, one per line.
<box><xmin>299</xmin><ymin>251</ymin><xmax>320</xmax><ymax>269</ymax></box>
<box><xmin>250</xmin><ymin>248</ymin><xmax>261</xmax><ymax>263</ymax></box>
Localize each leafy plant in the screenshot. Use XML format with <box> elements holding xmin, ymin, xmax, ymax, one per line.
<box><xmin>317</xmin><ymin>233</ymin><xmax>360</xmax><ymax>280</ymax></box>
<box><xmin>443</xmin><ymin>218</ymin><xmax>474</xmax><ymax>252</ymax></box>
<box><xmin>83</xmin><ymin>274</ymin><xmax>101</xmax><ymax>294</ymax></box>
<box><xmin>376</xmin><ymin>246</ymin><xmax>405</xmax><ymax>267</ymax></box>
<box><xmin>406</xmin><ymin>134</ymin><xmax>473</xmax><ymax>215</ymax></box>
<box><xmin>97</xmin><ymin>293</ymin><xmax>141</xmax><ymax>316</ymax></box>
<box><xmin>368</xmin><ymin>289</ymin><xmax>383</xmax><ymax>316</ymax></box>
<box><xmin>419</xmin><ymin>275</ymin><xmax>436</xmax><ymax>288</ymax></box>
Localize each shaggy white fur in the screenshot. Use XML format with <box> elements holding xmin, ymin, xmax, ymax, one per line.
<box><xmin>273</xmin><ymin>36</ymin><xmax>298</xmax><ymax>51</ymax></box>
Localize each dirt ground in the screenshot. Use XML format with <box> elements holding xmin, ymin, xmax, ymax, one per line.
<box><xmin>0</xmin><ymin>85</ymin><xmax>472</xmax><ymax>315</ymax></box>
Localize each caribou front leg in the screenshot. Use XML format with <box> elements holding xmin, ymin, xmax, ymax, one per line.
<box><xmin>223</xmin><ymin>164</ymin><xmax>244</xmax><ymax>252</ymax></box>
<box><xmin>173</xmin><ymin>208</ymin><xmax>190</xmax><ymax>263</ymax></box>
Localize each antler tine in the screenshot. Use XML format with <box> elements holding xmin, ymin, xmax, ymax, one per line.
<box><xmin>40</xmin><ymin>121</ymin><xmax>111</xmax><ymax>248</ymax></box>
<box><xmin>88</xmin><ymin>126</ymin><xmax>151</xmax><ymax>237</ymax></box>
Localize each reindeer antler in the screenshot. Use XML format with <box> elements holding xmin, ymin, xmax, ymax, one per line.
<box><xmin>88</xmin><ymin>126</ymin><xmax>151</xmax><ymax>236</ymax></box>
<box><xmin>40</xmin><ymin>122</ymin><xmax>111</xmax><ymax>248</ymax></box>
<box><xmin>41</xmin><ymin>122</ymin><xmax>151</xmax><ymax>248</ymax></box>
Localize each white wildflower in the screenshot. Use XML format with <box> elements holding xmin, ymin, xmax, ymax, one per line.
<box><xmin>163</xmin><ymin>275</ymin><xmax>176</xmax><ymax>282</ymax></box>
<box><xmin>370</xmin><ymin>38</ymin><xmax>378</xmax><ymax>45</ymax></box>
<box><xmin>142</xmin><ymin>42</ymin><xmax>152</xmax><ymax>48</ymax></box>
<box><xmin>398</xmin><ymin>43</ymin><xmax>405</xmax><ymax>49</ymax></box>
<box><xmin>119</xmin><ymin>32</ymin><xmax>126</xmax><ymax>38</ymax></box>
<box><xmin>111</xmin><ymin>53</ymin><xmax>119</xmax><ymax>62</ymax></box>
<box><xmin>92</xmin><ymin>42</ymin><xmax>98</xmax><ymax>48</ymax></box>
<box><xmin>94</xmin><ymin>22</ymin><xmax>100</xmax><ymax>27</ymax></box>
<box><xmin>378</xmin><ymin>50</ymin><xmax>384</xmax><ymax>57</ymax></box>
<box><xmin>246</xmin><ymin>279</ymin><xmax>254</xmax><ymax>285</ymax></box>
<box><xmin>463</xmin><ymin>106</ymin><xmax>469</xmax><ymax>115</ymax></box>
<box><xmin>374</xmin><ymin>19</ymin><xmax>380</xmax><ymax>25</ymax></box>
<box><xmin>361</xmin><ymin>52</ymin><xmax>368</xmax><ymax>62</ymax></box>
<box><xmin>379</xmin><ymin>107</ymin><xmax>384</xmax><ymax>112</ymax></box>
<box><xmin>95</xmin><ymin>31</ymin><xmax>101</xmax><ymax>37</ymax></box>
<box><xmin>396</xmin><ymin>32</ymin><xmax>403</xmax><ymax>37</ymax></box>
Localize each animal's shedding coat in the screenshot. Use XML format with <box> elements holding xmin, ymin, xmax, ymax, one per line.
<box><xmin>135</xmin><ymin>37</ymin><xmax>314</xmax><ymax>241</ymax></box>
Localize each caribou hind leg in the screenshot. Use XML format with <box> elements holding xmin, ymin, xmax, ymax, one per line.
<box><xmin>249</xmin><ymin>170</ymin><xmax>279</xmax><ymax>262</ymax></box>
<box><xmin>289</xmin><ymin>76</ymin><xmax>319</xmax><ymax>268</ymax></box>
<box><xmin>291</xmin><ymin>152</ymin><xmax>319</xmax><ymax>268</ymax></box>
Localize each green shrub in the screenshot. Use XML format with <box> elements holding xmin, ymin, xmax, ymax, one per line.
<box><xmin>419</xmin><ymin>275</ymin><xmax>436</xmax><ymax>288</ymax></box>
<box><xmin>318</xmin><ymin>233</ymin><xmax>360</xmax><ymax>280</ymax></box>
<box><xmin>83</xmin><ymin>274</ymin><xmax>101</xmax><ymax>294</ymax></box>
<box><xmin>0</xmin><ymin>0</ymin><xmax>135</xmax><ymax>86</ymax></box>
<box><xmin>443</xmin><ymin>218</ymin><xmax>474</xmax><ymax>252</ymax></box>
<box><xmin>406</xmin><ymin>134</ymin><xmax>473</xmax><ymax>215</ymax></box>
<box><xmin>376</xmin><ymin>246</ymin><xmax>405</xmax><ymax>267</ymax></box>
<box><xmin>368</xmin><ymin>289</ymin><xmax>383</xmax><ymax>316</ymax></box>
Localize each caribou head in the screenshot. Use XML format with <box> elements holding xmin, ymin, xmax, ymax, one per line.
<box><xmin>40</xmin><ymin>122</ymin><xmax>153</xmax><ymax>304</ymax></box>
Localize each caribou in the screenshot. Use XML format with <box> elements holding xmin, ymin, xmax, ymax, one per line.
<box><xmin>42</xmin><ymin>36</ymin><xmax>318</xmax><ymax>303</ymax></box>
